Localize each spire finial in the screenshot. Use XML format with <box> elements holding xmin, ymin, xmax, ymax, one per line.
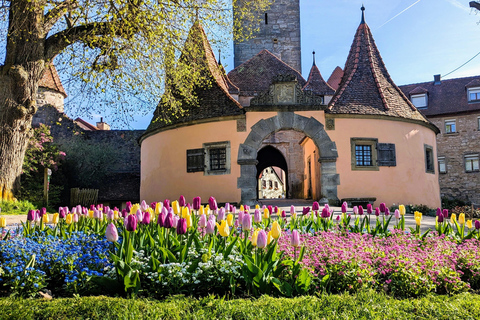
<box><xmin>360</xmin><ymin>4</ymin><xmax>365</xmax><ymax>24</ymax></box>
<box><xmin>218</xmin><ymin>49</ymin><xmax>222</xmax><ymax>65</ymax></box>
<box><xmin>312</xmin><ymin>51</ymin><xmax>316</xmax><ymax>66</ymax></box>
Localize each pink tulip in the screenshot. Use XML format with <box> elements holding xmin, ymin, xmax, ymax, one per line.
<box><xmin>126</xmin><ymin>215</ymin><xmax>137</xmax><ymax>232</ymax></box>
<box><xmin>198</xmin><ymin>214</ymin><xmax>207</xmax><ymax>228</ymax></box>
<box><xmin>394</xmin><ymin>209</ymin><xmax>400</xmax><ymax>219</ymax></box>
<box><xmin>206</xmin><ymin>220</ymin><xmax>215</xmax><ymax>234</ymax></box>
<box><xmin>142</xmin><ymin>211</ymin><xmax>151</xmax><ymax>224</ymax></box>
<box><xmin>341</xmin><ymin>202</ymin><xmax>348</xmax><ymax>214</ymax></box>
<box><xmin>217</xmin><ymin>208</ymin><xmax>226</xmax><ymax>222</ymax></box>
<box><xmin>136</xmin><ymin>209</ymin><xmax>143</xmax><ymax>223</ymax></box>
<box><xmin>106</xmin><ymin>223</ymin><xmax>119</xmax><ymax>242</ymax></box>
<box><xmin>257</xmin><ymin>230</ymin><xmax>268</xmax><ymax>249</ymax></box>
<box><xmin>353</xmin><ymin>206</ymin><xmax>358</xmax><ymax>215</ymax></box>
<box><xmin>375</xmin><ymin>207</ymin><xmax>380</xmax><ymax>216</ymax></box>
<box><xmin>238</xmin><ymin>211</ymin><xmax>244</xmax><ymax>226</ymax></box>
<box><xmin>290</xmin><ymin>205</ymin><xmax>296</xmax><ymax>215</ymax></box>
<box><xmin>140</xmin><ymin>200</ymin><xmax>149</xmax><ymax>212</ymax></box>
<box><xmin>242</xmin><ymin>214</ymin><xmax>252</xmax><ymax>231</ymax></box>
<box><xmin>73</xmin><ymin>213</ymin><xmax>79</xmax><ymax>223</ymax></box>
<box><xmin>208</xmin><ymin>197</ymin><xmax>218</xmax><ymax>211</ymax></box>
<box><xmin>367</xmin><ymin>204</ymin><xmax>373</xmax><ymax>214</ymax></box>
<box><xmin>254</xmin><ymin>209</ymin><xmax>262</xmax><ymax>223</ymax></box>
<box><xmin>291</xmin><ymin>230</ymin><xmax>301</xmax><ymax>247</ymax></box>
<box><xmin>358</xmin><ymin>206</ymin><xmax>364</xmax><ymax>216</ymax></box>
<box><xmin>106</xmin><ymin>210</ymin><xmax>114</xmax><ymax>221</ymax></box>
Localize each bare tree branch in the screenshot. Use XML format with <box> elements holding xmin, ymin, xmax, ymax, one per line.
<box><xmin>470</xmin><ymin>1</ymin><xmax>480</xmax><ymax>11</ymax></box>
<box><xmin>43</xmin><ymin>0</ymin><xmax>78</xmax><ymax>35</ymax></box>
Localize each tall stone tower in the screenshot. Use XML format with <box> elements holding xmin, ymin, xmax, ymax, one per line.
<box><xmin>234</xmin><ymin>0</ymin><xmax>301</xmax><ymax>72</ymax></box>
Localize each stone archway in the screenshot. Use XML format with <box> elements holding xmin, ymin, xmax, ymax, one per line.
<box><xmin>237</xmin><ymin>112</ymin><xmax>339</xmax><ymax>206</ymax></box>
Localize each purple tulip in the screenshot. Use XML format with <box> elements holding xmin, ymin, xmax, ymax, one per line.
<box><xmin>225</xmin><ymin>203</ymin><xmax>230</xmax><ymax>212</ymax></box>
<box><xmin>208</xmin><ymin>197</ymin><xmax>218</xmax><ymax>211</ymax></box>
<box><xmin>341</xmin><ymin>202</ymin><xmax>348</xmax><ymax>214</ymax></box>
<box><xmin>336</xmin><ymin>214</ymin><xmax>341</xmax><ymax>221</ymax></box>
<box><xmin>312</xmin><ymin>202</ymin><xmax>320</xmax><ymax>211</ymax></box>
<box><xmin>254</xmin><ymin>209</ymin><xmax>262</xmax><ymax>223</ymax></box>
<box><xmin>375</xmin><ymin>207</ymin><xmax>380</xmax><ymax>216</ymax></box>
<box><xmin>274</xmin><ymin>206</ymin><xmax>279</xmax><ymax>214</ymax></box>
<box><xmin>475</xmin><ymin>220</ymin><xmax>480</xmax><ymax>230</ymax></box>
<box><xmin>106</xmin><ymin>210</ymin><xmax>114</xmax><ymax>221</ymax></box>
<box><xmin>443</xmin><ymin>209</ymin><xmax>449</xmax><ymax>219</ymax></box>
<box><xmin>321</xmin><ymin>207</ymin><xmax>330</xmax><ymax>218</ymax></box>
<box><xmin>126</xmin><ymin>215</ymin><xmax>137</xmax><ymax>232</ymax></box>
<box><xmin>83</xmin><ymin>207</ymin><xmax>89</xmax><ymax>216</ymax></box>
<box><xmin>104</xmin><ymin>206</ymin><xmax>110</xmax><ymax>214</ymax></box>
<box><xmin>257</xmin><ymin>230</ymin><xmax>268</xmax><ymax>249</ymax></box>
<box><xmin>106</xmin><ymin>223</ymin><xmax>119</xmax><ymax>242</ymax></box>
<box><xmin>281</xmin><ymin>210</ymin><xmax>286</xmax><ymax>218</ymax></box>
<box><xmin>143</xmin><ymin>211</ymin><xmax>151</xmax><ymax>224</ymax></box>
<box><xmin>367</xmin><ymin>204</ymin><xmax>373</xmax><ymax>214</ymax></box>
<box><xmin>164</xmin><ymin>212</ymin><xmax>173</xmax><ymax>228</ymax></box>
<box><xmin>193</xmin><ymin>197</ymin><xmax>201</xmax><ymax>210</ymax></box>
<box><xmin>90</xmin><ymin>204</ymin><xmax>95</xmax><ymax>211</ymax></box>
<box><xmin>291</xmin><ymin>230</ymin><xmax>301</xmax><ymax>247</ymax></box>
<box><xmin>385</xmin><ymin>208</ymin><xmax>390</xmax><ymax>216</ymax></box>
<box><xmin>126</xmin><ymin>201</ymin><xmax>132</xmax><ymax>212</ymax></box>
<box><xmin>76</xmin><ymin>205</ymin><xmax>82</xmax><ymax>214</ymax></box>
<box><xmin>242</xmin><ymin>214</ymin><xmax>252</xmax><ymax>231</ymax></box>
<box><xmin>302</xmin><ymin>207</ymin><xmax>310</xmax><ymax>215</ymax></box>
<box><xmin>157</xmin><ymin>212</ymin><xmax>166</xmax><ymax>227</ymax></box>
<box><xmin>177</xmin><ymin>195</ymin><xmax>185</xmax><ymax>208</ymax></box>
<box><xmin>238</xmin><ymin>211</ymin><xmax>244</xmax><ymax>226</ymax></box>
<box><xmin>217</xmin><ymin>207</ymin><xmax>226</xmax><ymax>222</ymax></box>
<box><xmin>267</xmin><ymin>205</ymin><xmax>273</xmax><ymax>215</ymax></box>
<box><xmin>97</xmin><ymin>204</ymin><xmax>103</xmax><ymax>211</ymax></box>
<box><xmin>176</xmin><ymin>218</ymin><xmax>187</xmax><ymax>235</ymax></box>
<box><xmin>27</xmin><ymin>210</ymin><xmax>36</xmax><ymax>221</ymax></box>
<box><xmin>59</xmin><ymin>207</ymin><xmax>66</xmax><ymax>219</ymax></box>
<box><xmin>198</xmin><ymin>214</ymin><xmax>207</xmax><ymax>228</ymax></box>
<box><xmin>150</xmin><ymin>202</ymin><xmax>157</xmax><ymax>210</ymax></box>
<box><xmin>230</xmin><ymin>204</ymin><xmax>236</xmax><ymax>213</ymax></box>
<box><xmin>436</xmin><ymin>208</ymin><xmax>441</xmax><ymax>217</ymax></box>
<box><xmin>437</xmin><ymin>213</ymin><xmax>444</xmax><ymax>223</ymax></box>
<box><xmin>121</xmin><ymin>208</ymin><xmax>128</xmax><ymax>218</ymax></box>
<box><xmin>206</xmin><ymin>220</ymin><xmax>215</xmax><ymax>235</ymax></box>
<box><xmin>135</xmin><ymin>209</ymin><xmax>143</xmax><ymax>223</ymax></box>
<box><xmin>379</xmin><ymin>203</ymin><xmax>386</xmax><ymax>213</ymax></box>
<box><xmin>163</xmin><ymin>199</ymin><xmax>170</xmax><ymax>211</ymax></box>
<box><xmin>39</xmin><ymin>207</ymin><xmax>47</xmax><ymax>218</ymax></box>
<box><xmin>359</xmin><ymin>206</ymin><xmax>364</xmax><ymax>216</ymax></box>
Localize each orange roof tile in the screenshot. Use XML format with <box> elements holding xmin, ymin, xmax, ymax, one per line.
<box><xmin>39</xmin><ymin>63</ymin><xmax>67</xmax><ymax>97</ymax></box>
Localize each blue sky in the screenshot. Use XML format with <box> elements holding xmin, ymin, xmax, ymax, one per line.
<box><xmin>79</xmin><ymin>0</ymin><xmax>480</xmax><ymax>129</ymax></box>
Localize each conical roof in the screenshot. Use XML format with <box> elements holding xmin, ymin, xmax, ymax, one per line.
<box><xmin>39</xmin><ymin>63</ymin><xmax>67</xmax><ymax>97</ymax></box>
<box><xmin>303</xmin><ymin>55</ymin><xmax>335</xmax><ymax>95</ymax></box>
<box><xmin>327</xmin><ymin>66</ymin><xmax>344</xmax><ymax>90</ymax></box>
<box><xmin>328</xmin><ymin>7</ymin><xmax>430</xmax><ymax>125</ymax></box>
<box><xmin>144</xmin><ymin>22</ymin><xmax>243</xmax><ymax>136</ymax></box>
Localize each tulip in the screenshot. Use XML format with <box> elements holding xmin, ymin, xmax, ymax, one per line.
<box><xmin>238</xmin><ymin>211</ymin><xmax>244</xmax><ymax>226</ymax></box>
<box><xmin>83</xmin><ymin>207</ymin><xmax>89</xmax><ymax>216</ymax></box>
<box><xmin>171</xmin><ymin>215</ymin><xmax>179</xmax><ymax>228</ymax></box>
<box><xmin>415</xmin><ymin>216</ymin><xmax>421</xmax><ymax>226</ymax></box>
<box><xmin>274</xmin><ymin>206</ymin><xmax>279</xmax><ymax>214</ymax></box>
<box><xmin>394</xmin><ymin>209</ymin><xmax>400</xmax><ymax>219</ymax></box>
<box><xmin>267</xmin><ymin>231</ymin><xmax>273</xmax><ymax>245</ymax></box>
<box><xmin>414</xmin><ymin>211</ymin><xmax>422</xmax><ymax>220</ymax></box>
<box><xmin>216</xmin><ymin>220</ymin><xmax>230</xmax><ymax>237</ymax></box>
<box><xmin>353</xmin><ymin>206</ymin><xmax>358</xmax><ymax>215</ymax></box>
<box><xmin>443</xmin><ymin>209</ymin><xmax>449</xmax><ymax>219</ymax></box>
<box><xmin>341</xmin><ymin>202</ymin><xmax>348</xmax><ymax>214</ymax></box>
<box><xmin>181</xmin><ymin>207</ymin><xmax>188</xmax><ymax>218</ymax></box>
<box><xmin>73</xmin><ymin>213</ymin><xmax>79</xmax><ymax>223</ymax></box>
<box><xmin>242</xmin><ymin>214</ymin><xmax>252</xmax><ymax>231</ymax></box>
<box><xmin>240</xmin><ymin>205</ymin><xmax>245</xmax><ymax>212</ymax></box>
<box><xmin>163</xmin><ymin>199</ymin><xmax>170</xmax><ymax>211</ymax></box>
<box><xmin>263</xmin><ymin>208</ymin><xmax>270</xmax><ymax>219</ymax></box>
<box><xmin>198</xmin><ymin>214</ymin><xmax>207</xmax><ymax>228</ymax></box>
<box><xmin>281</xmin><ymin>210</ymin><xmax>286</xmax><ymax>218</ymax></box>
<box><xmin>206</xmin><ymin>220</ymin><xmax>215</xmax><ymax>235</ymax></box>
<box><xmin>143</xmin><ymin>211</ymin><xmax>151</xmax><ymax>224</ymax></box>
<box><xmin>106</xmin><ymin>223</ymin><xmax>119</xmax><ymax>242</ymax></box>
<box><xmin>291</xmin><ymin>230</ymin><xmax>301</xmax><ymax>247</ymax></box>
<box><xmin>290</xmin><ymin>205</ymin><xmax>295</xmax><ymax>216</ymax></box>
<box><xmin>113</xmin><ymin>210</ymin><xmax>119</xmax><ymax>220</ymax></box>
<box><xmin>39</xmin><ymin>207</ymin><xmax>47</xmax><ymax>217</ymax></box>
<box><xmin>170</xmin><ymin>200</ymin><xmax>179</xmax><ymax>215</ymax></box>
<box><xmin>42</xmin><ymin>214</ymin><xmax>49</xmax><ymax>224</ymax></box>
<box><xmin>257</xmin><ymin>230</ymin><xmax>268</xmax><ymax>249</ymax></box>
<box><xmin>179</xmin><ymin>195</ymin><xmax>186</xmax><ymax>208</ymax></box>
<box><xmin>271</xmin><ymin>221</ymin><xmax>281</xmax><ymax>239</ymax></box>
<box><xmin>475</xmin><ymin>220</ymin><xmax>480</xmax><ymax>230</ymax></box>
<box><xmin>176</xmin><ymin>218</ymin><xmax>187</xmax><ymax>235</ymax></box>
<box><xmin>208</xmin><ymin>214</ymin><xmax>216</xmax><ymax>222</ymax></box>
<box><xmin>467</xmin><ymin>220</ymin><xmax>473</xmax><ymax>229</ymax></box>
<box><xmin>135</xmin><ymin>209</ymin><xmax>143</xmax><ymax>223</ymax></box>
<box><xmin>312</xmin><ymin>202</ymin><xmax>320</xmax><ymax>211</ymax></box>
<box><xmin>358</xmin><ymin>206</ymin><xmax>364</xmax><ymax>216</ymax></box>
<box><xmin>185</xmin><ymin>212</ymin><xmax>192</xmax><ymax>228</ymax></box>
<box><xmin>267</xmin><ymin>205</ymin><xmax>273</xmax><ymax>215</ymax></box>
<box><xmin>0</xmin><ymin>217</ymin><xmax>6</xmax><ymax>228</ymax></box>
<box><xmin>106</xmin><ymin>210</ymin><xmax>114</xmax><ymax>221</ymax></box>
<box><xmin>254</xmin><ymin>209</ymin><xmax>262</xmax><ymax>223</ymax></box>
<box><xmin>226</xmin><ymin>213</ymin><xmax>234</xmax><ymax>227</ymax></box>
<box><xmin>375</xmin><ymin>207</ymin><xmax>380</xmax><ymax>216</ymax></box>
<box><xmin>76</xmin><ymin>205</ymin><xmax>82</xmax><ymax>214</ymax></box>
<box><xmin>217</xmin><ymin>207</ymin><xmax>226</xmax><ymax>222</ymax></box>
<box><xmin>225</xmin><ymin>203</ymin><xmax>230</xmax><ymax>212</ymax></box>
<box><xmin>52</xmin><ymin>213</ymin><xmax>59</xmax><ymax>224</ymax></box>
<box><xmin>437</xmin><ymin>213</ymin><xmax>444</xmax><ymax>223</ymax></box>
<box><xmin>385</xmin><ymin>208</ymin><xmax>390</xmax><ymax>216</ymax></box>
<box><xmin>126</xmin><ymin>215</ymin><xmax>137</xmax><ymax>232</ymax></box>
<box><xmin>66</xmin><ymin>213</ymin><xmax>73</xmax><ymax>224</ymax></box>
<box><xmin>208</xmin><ymin>197</ymin><xmax>218</xmax><ymax>211</ymax></box>
<box><xmin>255</xmin><ymin>204</ymin><xmax>260</xmax><ymax>210</ymax></box>
<box><xmin>130</xmin><ymin>203</ymin><xmax>140</xmax><ymax>216</ymax></box>
<box><xmin>336</xmin><ymin>214</ymin><xmax>340</xmax><ymax>221</ymax></box>
<box><xmin>379</xmin><ymin>203</ymin><xmax>386</xmax><ymax>213</ymax></box>
<box><xmin>459</xmin><ymin>213</ymin><xmax>466</xmax><ymax>225</ymax></box>
<box><xmin>367</xmin><ymin>204</ymin><xmax>373</xmax><ymax>214</ymax></box>
<box><xmin>302</xmin><ymin>207</ymin><xmax>310</xmax><ymax>215</ymax></box>
<box><xmin>436</xmin><ymin>208</ymin><xmax>442</xmax><ymax>217</ymax></box>
<box><xmin>199</xmin><ymin>205</ymin><xmax>205</xmax><ymax>216</ymax></box>
<box><xmin>399</xmin><ymin>205</ymin><xmax>406</xmax><ymax>216</ymax></box>
<box><xmin>27</xmin><ymin>210</ymin><xmax>36</xmax><ymax>221</ymax></box>
<box><xmin>193</xmin><ymin>197</ymin><xmax>201</xmax><ymax>211</ymax></box>
<box><xmin>97</xmin><ymin>204</ymin><xmax>104</xmax><ymax>211</ymax></box>
<box><xmin>251</xmin><ymin>229</ymin><xmax>259</xmax><ymax>246</ymax></box>
<box><xmin>140</xmin><ymin>200</ymin><xmax>149</xmax><ymax>212</ymax></box>
<box><xmin>321</xmin><ymin>207</ymin><xmax>330</xmax><ymax>218</ymax></box>
<box><xmin>155</xmin><ymin>202</ymin><xmax>162</xmax><ymax>214</ymax></box>
<box><xmin>451</xmin><ymin>213</ymin><xmax>457</xmax><ymax>224</ymax></box>
<box><xmin>126</xmin><ymin>201</ymin><xmax>132</xmax><ymax>213</ymax></box>
<box><xmin>231</xmin><ymin>206</ymin><xmax>237</xmax><ymax>214</ymax></box>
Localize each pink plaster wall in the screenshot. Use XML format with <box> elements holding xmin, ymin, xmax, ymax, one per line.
<box><xmin>301</xmin><ymin>137</ymin><xmax>321</xmax><ymax>199</ymax></box>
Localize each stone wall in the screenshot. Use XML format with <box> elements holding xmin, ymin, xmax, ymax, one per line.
<box><xmin>36</xmin><ymin>88</ymin><xmax>65</xmax><ymax>112</ymax></box>
<box><xmin>234</xmin><ymin>0</ymin><xmax>301</xmax><ymax>72</ymax></box>
<box><xmin>429</xmin><ymin>113</ymin><xmax>480</xmax><ymax>204</ymax></box>
<box><xmin>260</xmin><ymin>130</ymin><xmax>305</xmax><ymax>198</ymax></box>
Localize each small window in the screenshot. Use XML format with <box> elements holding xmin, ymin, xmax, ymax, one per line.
<box><xmin>445</xmin><ymin>119</ymin><xmax>456</xmax><ymax>134</ymax></box>
<box><xmin>203</xmin><ymin>141</ymin><xmax>231</xmax><ymax>175</ymax></box>
<box><xmin>477</xmin><ymin>117</ymin><xmax>480</xmax><ymax>130</ymax></box>
<box><xmin>468</xmin><ymin>87</ymin><xmax>480</xmax><ymax>102</ymax></box>
<box><xmin>350</xmin><ymin>138</ymin><xmax>378</xmax><ymax>171</ymax></box>
<box><xmin>186</xmin><ymin>148</ymin><xmax>205</xmax><ymax>173</ymax></box>
<box><xmin>274</xmin><ymin>181</ymin><xmax>278</xmax><ymax>189</ymax></box>
<box><xmin>355</xmin><ymin>145</ymin><xmax>373</xmax><ymax>166</ymax></box>
<box><xmin>269</xmin><ymin>180</ymin><xmax>273</xmax><ymax>188</ymax></box>
<box><xmin>411</xmin><ymin>94</ymin><xmax>427</xmax><ymax>108</ymax></box>
<box><xmin>209</xmin><ymin>148</ymin><xmax>226</xmax><ymax>171</ymax></box>
<box><xmin>465</xmin><ymin>154</ymin><xmax>479</xmax><ymax>172</ymax></box>
<box><xmin>438</xmin><ymin>157</ymin><xmax>447</xmax><ymax>174</ymax></box>
<box><xmin>262</xmin><ymin>180</ymin><xmax>266</xmax><ymax>188</ymax></box>
<box><xmin>265</xmin><ymin>13</ymin><xmax>268</xmax><ymax>25</ymax></box>
<box><xmin>425</xmin><ymin>145</ymin><xmax>435</xmax><ymax>174</ymax></box>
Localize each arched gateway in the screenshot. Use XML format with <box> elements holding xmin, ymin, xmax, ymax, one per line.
<box><xmin>237</xmin><ymin>112</ymin><xmax>340</xmax><ymax>206</ymax></box>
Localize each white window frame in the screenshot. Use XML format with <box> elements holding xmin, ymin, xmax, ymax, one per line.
<box><xmin>203</xmin><ymin>141</ymin><xmax>231</xmax><ymax>176</ymax></box>
<box><xmin>445</xmin><ymin>119</ymin><xmax>456</xmax><ymax>134</ymax></box>
<box><xmin>438</xmin><ymin>156</ymin><xmax>447</xmax><ymax>174</ymax></box>
<box><xmin>465</xmin><ymin>154</ymin><xmax>479</xmax><ymax>172</ymax></box>
<box><xmin>411</xmin><ymin>93</ymin><xmax>427</xmax><ymax>108</ymax></box>
<box><xmin>468</xmin><ymin>87</ymin><xmax>480</xmax><ymax>102</ymax></box>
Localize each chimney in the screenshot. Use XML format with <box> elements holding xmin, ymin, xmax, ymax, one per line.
<box><xmin>96</xmin><ymin>117</ymin><xmax>111</xmax><ymax>130</ymax></box>
<box><xmin>434</xmin><ymin>74</ymin><xmax>441</xmax><ymax>85</ymax></box>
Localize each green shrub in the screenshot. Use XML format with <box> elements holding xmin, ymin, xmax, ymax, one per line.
<box><xmin>0</xmin><ymin>200</ymin><xmax>36</xmax><ymax>215</ymax></box>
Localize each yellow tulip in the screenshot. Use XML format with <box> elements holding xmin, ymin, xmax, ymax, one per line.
<box><xmin>147</xmin><ymin>208</ymin><xmax>154</xmax><ymax>215</ymax></box>
<box><xmin>88</xmin><ymin>210</ymin><xmax>94</xmax><ymax>219</ymax></box>
<box><xmin>66</xmin><ymin>213</ymin><xmax>73</xmax><ymax>224</ymax></box>
<box><xmin>185</xmin><ymin>212</ymin><xmax>192</xmax><ymax>229</ymax></box>
<box><xmin>399</xmin><ymin>205</ymin><xmax>406</xmax><ymax>216</ymax></box>
<box><xmin>263</xmin><ymin>208</ymin><xmax>270</xmax><ymax>219</ymax></box>
<box><xmin>182</xmin><ymin>207</ymin><xmax>189</xmax><ymax>218</ymax></box>
<box><xmin>113</xmin><ymin>210</ymin><xmax>119</xmax><ymax>220</ymax></box>
<box><xmin>255</xmin><ymin>204</ymin><xmax>260</xmax><ymax>210</ymax></box>
<box><xmin>271</xmin><ymin>221</ymin><xmax>281</xmax><ymax>239</ymax></box>
<box><xmin>199</xmin><ymin>205</ymin><xmax>205</xmax><ymax>215</ymax></box>
<box><xmin>415</xmin><ymin>216</ymin><xmax>421</xmax><ymax>226</ymax></box>
<box><xmin>42</xmin><ymin>214</ymin><xmax>49</xmax><ymax>224</ymax></box>
<box><xmin>0</xmin><ymin>217</ymin><xmax>6</xmax><ymax>228</ymax></box>
<box><xmin>52</xmin><ymin>213</ymin><xmax>59</xmax><ymax>224</ymax></box>
<box><xmin>467</xmin><ymin>220</ymin><xmax>473</xmax><ymax>229</ymax></box>
<box><xmin>267</xmin><ymin>231</ymin><xmax>273</xmax><ymax>245</ymax></box>
<box><xmin>459</xmin><ymin>213</ymin><xmax>465</xmax><ymax>225</ymax></box>
<box><xmin>414</xmin><ymin>211</ymin><xmax>422</xmax><ymax>220</ymax></box>
<box><xmin>227</xmin><ymin>213</ymin><xmax>234</xmax><ymax>227</ymax></box>
<box><xmin>216</xmin><ymin>220</ymin><xmax>230</xmax><ymax>237</ymax></box>
<box><xmin>205</xmin><ymin>205</ymin><xmax>210</xmax><ymax>213</ymax></box>
<box><xmin>240</xmin><ymin>205</ymin><xmax>245</xmax><ymax>212</ymax></box>
<box><xmin>451</xmin><ymin>213</ymin><xmax>457</xmax><ymax>224</ymax></box>
<box><xmin>155</xmin><ymin>202</ymin><xmax>161</xmax><ymax>214</ymax></box>
<box><xmin>130</xmin><ymin>204</ymin><xmax>140</xmax><ymax>215</ymax></box>
<box><xmin>172</xmin><ymin>200</ymin><xmax>180</xmax><ymax>215</ymax></box>
<box><xmin>251</xmin><ymin>230</ymin><xmax>259</xmax><ymax>247</ymax></box>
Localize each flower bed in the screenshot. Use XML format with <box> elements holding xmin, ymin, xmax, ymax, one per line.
<box><xmin>1</xmin><ymin>198</ymin><xmax>480</xmax><ymax>299</ymax></box>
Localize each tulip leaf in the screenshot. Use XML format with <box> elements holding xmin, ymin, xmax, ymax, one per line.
<box><xmin>159</xmin><ymin>247</ymin><xmax>177</xmax><ymax>263</ymax></box>
<box><xmin>243</xmin><ymin>255</ymin><xmax>259</xmax><ymax>275</ymax></box>
<box><xmin>223</xmin><ymin>236</ymin><xmax>239</xmax><ymax>261</ymax></box>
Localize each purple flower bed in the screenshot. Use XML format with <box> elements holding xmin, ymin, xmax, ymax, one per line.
<box><xmin>279</xmin><ymin>230</ymin><xmax>480</xmax><ymax>297</ymax></box>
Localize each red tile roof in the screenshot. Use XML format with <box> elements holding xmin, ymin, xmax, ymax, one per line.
<box><xmin>409</xmin><ymin>86</ymin><xmax>429</xmax><ymax>95</ymax></box>
<box><xmin>144</xmin><ymin>22</ymin><xmax>243</xmax><ymax>135</ymax></box>
<box><xmin>399</xmin><ymin>75</ymin><xmax>480</xmax><ymax>116</ymax></box>
<box><xmin>74</xmin><ymin>118</ymin><xmax>98</xmax><ymax>131</ymax></box>
<box><xmin>39</xmin><ymin>63</ymin><xmax>67</xmax><ymax>97</ymax></box>
<box><xmin>327</xmin><ymin>66</ymin><xmax>344</xmax><ymax>90</ymax></box>
<box><xmin>328</xmin><ymin>14</ymin><xmax>430</xmax><ymax>125</ymax></box>
<box><xmin>303</xmin><ymin>63</ymin><xmax>335</xmax><ymax>95</ymax></box>
<box><xmin>227</xmin><ymin>50</ymin><xmax>306</xmax><ymax>96</ymax></box>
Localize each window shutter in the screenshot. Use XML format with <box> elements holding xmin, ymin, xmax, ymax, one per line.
<box><xmin>377</xmin><ymin>143</ymin><xmax>396</xmax><ymax>166</ymax></box>
<box><xmin>187</xmin><ymin>148</ymin><xmax>205</xmax><ymax>172</ymax></box>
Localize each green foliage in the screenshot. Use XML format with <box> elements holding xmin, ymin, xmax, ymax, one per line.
<box><xmin>2</xmin><ymin>291</ymin><xmax>480</xmax><ymax>319</ymax></box>
<box><xmin>442</xmin><ymin>197</ymin><xmax>470</xmax><ymax>210</ymax></box>
<box><xmin>0</xmin><ymin>200</ymin><xmax>36</xmax><ymax>215</ymax></box>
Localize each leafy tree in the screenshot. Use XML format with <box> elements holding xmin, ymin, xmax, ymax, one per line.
<box><xmin>0</xmin><ymin>0</ymin><xmax>271</xmax><ymax>200</ymax></box>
